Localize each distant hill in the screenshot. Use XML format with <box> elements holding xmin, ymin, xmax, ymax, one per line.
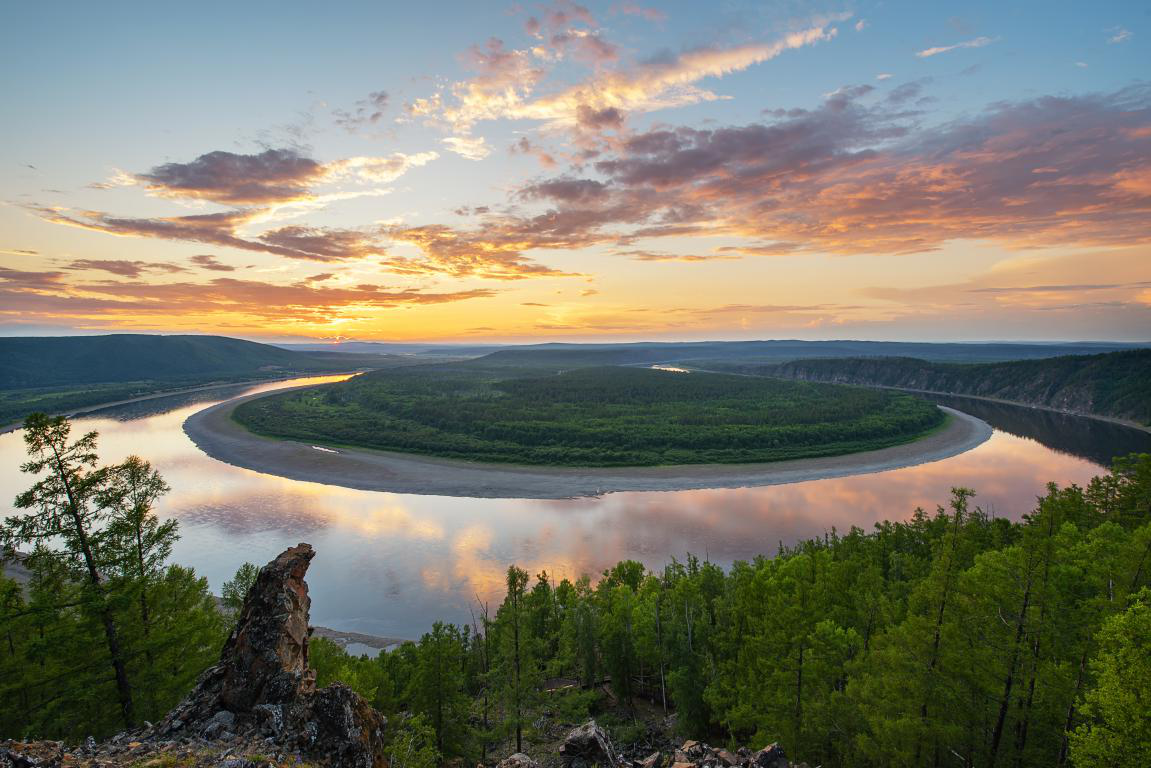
<box><xmin>475</xmin><ymin>340</ymin><xmax>1147</xmax><ymax>367</ymax></box>
<box><xmin>0</xmin><ymin>334</ymin><xmax>399</xmax><ymax>389</ymax></box>
<box><xmin>0</xmin><ymin>334</ymin><xmax>417</xmax><ymax>427</ymax></box>
<box><xmin>706</xmin><ymin>350</ymin><xmax>1151</xmax><ymax>426</ymax></box>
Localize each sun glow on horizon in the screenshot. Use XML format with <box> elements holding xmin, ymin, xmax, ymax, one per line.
<box><xmin>1</xmin><ymin>1</ymin><xmax>1148</xmax><ymax>342</ymax></box>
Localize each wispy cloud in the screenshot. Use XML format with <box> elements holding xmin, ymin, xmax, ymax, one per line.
<box><xmin>404</xmin><ymin>7</ymin><xmax>850</xmax><ymax>156</ymax></box>
<box><xmin>616</xmin><ymin>249</ymin><xmax>739</xmax><ymax>262</ymax></box>
<box><xmin>65</xmin><ymin>259</ymin><xmax>187</xmax><ymax>278</ymax></box>
<box><xmin>36</xmin><ymin>207</ymin><xmax>390</xmax><ymax>263</ymax></box>
<box><xmin>1108</xmin><ymin>27</ymin><xmax>1132</xmax><ymax>44</ymax></box>
<box><xmin>0</xmin><ymin>267</ymin><xmax>496</xmax><ymax>327</ymax></box>
<box><xmin>333</xmin><ymin>91</ymin><xmax>389</xmax><ymax>132</ymax></box>
<box><xmin>916</xmin><ymin>35</ymin><xmax>994</xmax><ymax>58</ymax></box>
<box><xmin>128</xmin><ymin>148</ymin><xmax>438</xmax><ymax>204</ymax></box>
<box><xmin>424</xmin><ymin>83</ymin><xmax>1151</xmax><ymax>264</ymax></box>
<box><xmin>190</xmin><ymin>254</ymin><xmax>236</xmax><ymax>272</ymax></box>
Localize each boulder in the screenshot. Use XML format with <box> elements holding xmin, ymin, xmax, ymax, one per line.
<box><xmin>560</xmin><ymin>720</ymin><xmax>620</xmax><ymax>768</ymax></box>
<box><xmin>749</xmin><ymin>744</ymin><xmax>787</xmax><ymax>768</ymax></box>
<box><xmin>499</xmin><ymin>753</ymin><xmax>540</xmax><ymax>768</ymax></box>
<box><xmin>715</xmin><ymin>749</ymin><xmax>740</xmax><ymax>767</ymax></box>
<box><xmin>637</xmin><ymin>752</ymin><xmax>664</xmax><ymax>768</ymax></box>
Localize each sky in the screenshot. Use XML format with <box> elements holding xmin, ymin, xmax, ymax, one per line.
<box><xmin>1</xmin><ymin>0</ymin><xmax>1149</xmax><ymax>343</ymax></box>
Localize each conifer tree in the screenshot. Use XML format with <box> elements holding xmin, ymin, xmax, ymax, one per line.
<box><xmin>4</xmin><ymin>413</ymin><xmax>135</xmax><ymax>727</ymax></box>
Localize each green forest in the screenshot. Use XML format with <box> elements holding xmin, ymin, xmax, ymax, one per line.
<box><xmin>0</xmin><ymin>334</ymin><xmax>403</xmax><ymax>427</ymax></box>
<box><xmin>232</xmin><ymin>365</ymin><xmax>945</xmax><ymax>466</ymax></box>
<box><xmin>1</xmin><ymin>413</ymin><xmax>1149</xmax><ymax>767</ymax></box>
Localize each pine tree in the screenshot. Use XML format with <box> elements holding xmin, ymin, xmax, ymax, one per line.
<box><xmin>4</xmin><ymin>414</ymin><xmax>136</xmax><ymax>727</ymax></box>
<box><xmin>1069</xmin><ymin>588</ymin><xmax>1151</xmax><ymax>767</ymax></box>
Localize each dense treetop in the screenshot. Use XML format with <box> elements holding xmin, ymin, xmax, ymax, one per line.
<box><xmin>233</xmin><ymin>365</ymin><xmax>946</xmax><ymax>467</ymax></box>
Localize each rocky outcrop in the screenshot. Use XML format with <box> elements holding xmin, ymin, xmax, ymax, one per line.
<box><xmin>556</xmin><ymin>723</ymin><xmax>804</xmax><ymax>768</ymax></box>
<box><xmin>159</xmin><ymin>542</ymin><xmax>387</xmax><ymax>767</ymax></box>
<box><xmin>561</xmin><ymin>720</ymin><xmax>621</xmax><ymax>767</ymax></box>
<box><xmin>1</xmin><ymin>543</ymin><xmax>386</xmax><ymax>768</ymax></box>
<box><xmin>162</xmin><ymin>543</ymin><xmax>317</xmax><ymax>729</ymax></box>
<box><xmin>499</xmin><ymin>753</ymin><xmax>541</xmax><ymax>768</ymax></box>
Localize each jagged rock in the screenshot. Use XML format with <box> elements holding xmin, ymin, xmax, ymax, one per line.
<box><xmin>749</xmin><ymin>744</ymin><xmax>787</xmax><ymax>768</ymax></box>
<box><xmin>560</xmin><ymin>720</ymin><xmax>620</xmax><ymax>768</ymax></box>
<box><xmin>680</xmin><ymin>741</ymin><xmax>702</xmax><ymax>757</ymax></box>
<box><xmin>162</xmin><ymin>544</ymin><xmax>317</xmax><ymax>729</ymax></box>
<box><xmin>0</xmin><ymin>741</ymin><xmax>64</xmax><ymax>768</ymax></box>
<box><xmin>637</xmin><ymin>751</ymin><xmax>664</xmax><ymax>768</ymax></box>
<box><xmin>499</xmin><ymin>753</ymin><xmax>540</xmax><ymax>768</ymax></box>
<box><xmin>158</xmin><ymin>543</ymin><xmax>386</xmax><ymax>767</ymax></box>
<box><xmin>715</xmin><ymin>749</ymin><xmax>740</xmax><ymax>767</ymax></box>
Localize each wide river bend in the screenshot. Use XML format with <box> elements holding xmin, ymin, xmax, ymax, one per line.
<box><xmin>1</xmin><ymin>375</ymin><xmax>1147</xmax><ymax>641</ymax></box>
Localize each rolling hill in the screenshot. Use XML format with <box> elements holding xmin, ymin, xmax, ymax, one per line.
<box><xmin>704</xmin><ymin>350</ymin><xmax>1151</xmax><ymax>426</ymax></box>
<box><xmin>0</xmin><ymin>334</ymin><xmax>412</xmax><ymax>426</ymax></box>
<box><xmin>0</xmin><ymin>334</ymin><xmax>397</xmax><ymax>389</ymax></box>
<box><xmin>473</xmin><ymin>340</ymin><xmax>1146</xmax><ymax>367</ymax></box>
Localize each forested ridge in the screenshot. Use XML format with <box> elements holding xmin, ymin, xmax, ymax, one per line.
<box><xmin>232</xmin><ymin>365</ymin><xmax>945</xmax><ymax>467</ymax></box>
<box><xmin>0</xmin><ymin>334</ymin><xmax>404</xmax><ymax>427</ymax></box>
<box><xmin>2</xmin><ymin>413</ymin><xmax>1149</xmax><ymax>767</ymax></box>
<box><xmin>701</xmin><ymin>349</ymin><xmax>1151</xmax><ymax>426</ymax></box>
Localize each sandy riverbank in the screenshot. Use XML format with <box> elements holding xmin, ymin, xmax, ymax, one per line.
<box><xmin>0</xmin><ymin>373</ymin><xmax>362</xmax><ymax>435</ymax></box>
<box><xmin>183</xmin><ymin>385</ymin><xmax>993</xmax><ymax>499</ymax></box>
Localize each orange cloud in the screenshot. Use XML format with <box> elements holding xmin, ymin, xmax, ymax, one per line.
<box><xmin>0</xmin><ymin>267</ymin><xmax>496</xmax><ymax>328</ymax></box>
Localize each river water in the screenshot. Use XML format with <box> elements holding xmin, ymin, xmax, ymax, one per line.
<box><xmin>1</xmin><ymin>376</ymin><xmax>1147</xmax><ymax>641</ymax></box>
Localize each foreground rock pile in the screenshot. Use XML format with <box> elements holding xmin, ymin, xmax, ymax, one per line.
<box><xmin>496</xmin><ymin>721</ymin><xmax>805</xmax><ymax>768</ymax></box>
<box><xmin>1</xmin><ymin>543</ymin><xmax>386</xmax><ymax>768</ymax></box>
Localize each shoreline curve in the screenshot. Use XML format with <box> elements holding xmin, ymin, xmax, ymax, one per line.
<box><xmin>183</xmin><ymin>386</ymin><xmax>993</xmax><ymax>499</ymax></box>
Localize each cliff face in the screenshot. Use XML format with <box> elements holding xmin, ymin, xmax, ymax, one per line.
<box><xmin>727</xmin><ymin>350</ymin><xmax>1151</xmax><ymax>425</ymax></box>
<box><xmin>1</xmin><ymin>543</ymin><xmax>387</xmax><ymax>768</ymax></box>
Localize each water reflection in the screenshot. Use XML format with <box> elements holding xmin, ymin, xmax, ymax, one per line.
<box><xmin>922</xmin><ymin>393</ymin><xmax>1150</xmax><ymax>466</ymax></box>
<box><xmin>1</xmin><ymin>376</ymin><xmax>1147</xmax><ymax>640</ymax></box>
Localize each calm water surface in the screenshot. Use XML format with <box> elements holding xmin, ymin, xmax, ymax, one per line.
<box><xmin>2</xmin><ymin>376</ymin><xmax>1148</xmax><ymax>640</ymax></box>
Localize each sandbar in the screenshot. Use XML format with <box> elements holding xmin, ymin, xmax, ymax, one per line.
<box><xmin>183</xmin><ymin>386</ymin><xmax>993</xmax><ymax>499</ymax></box>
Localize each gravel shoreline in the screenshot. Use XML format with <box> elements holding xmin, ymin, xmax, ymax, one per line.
<box><xmin>183</xmin><ymin>386</ymin><xmax>993</xmax><ymax>499</ymax></box>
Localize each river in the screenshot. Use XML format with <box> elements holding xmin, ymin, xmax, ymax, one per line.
<box><xmin>1</xmin><ymin>375</ymin><xmax>1147</xmax><ymax>641</ymax></box>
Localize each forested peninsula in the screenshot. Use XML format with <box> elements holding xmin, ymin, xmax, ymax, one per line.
<box><xmin>232</xmin><ymin>365</ymin><xmax>946</xmax><ymax>467</ymax></box>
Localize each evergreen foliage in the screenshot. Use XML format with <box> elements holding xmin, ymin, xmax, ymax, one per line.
<box><xmin>0</xmin><ymin>414</ymin><xmax>225</xmax><ymax>739</ymax></box>
<box><xmin>234</xmin><ymin>365</ymin><xmax>945</xmax><ymax>466</ymax></box>
<box><xmin>306</xmin><ymin>453</ymin><xmax>1151</xmax><ymax>767</ymax></box>
<box><xmin>708</xmin><ymin>349</ymin><xmax>1151</xmax><ymax>425</ymax></box>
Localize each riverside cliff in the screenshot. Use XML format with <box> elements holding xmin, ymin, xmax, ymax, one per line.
<box><xmin>709</xmin><ymin>349</ymin><xmax>1151</xmax><ymax>426</ymax></box>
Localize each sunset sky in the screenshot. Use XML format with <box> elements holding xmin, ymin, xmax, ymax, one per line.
<box><xmin>2</xmin><ymin>0</ymin><xmax>1148</xmax><ymax>343</ymax></box>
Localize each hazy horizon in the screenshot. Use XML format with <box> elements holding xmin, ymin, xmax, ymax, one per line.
<box><xmin>3</xmin><ymin>1</ymin><xmax>1148</xmax><ymax>342</ymax></box>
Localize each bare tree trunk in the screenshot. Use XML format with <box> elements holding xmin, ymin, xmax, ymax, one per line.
<box><xmin>655</xmin><ymin>580</ymin><xmax>667</xmax><ymax>713</ymax></box>
<box><xmin>1057</xmin><ymin>648</ymin><xmax>1089</xmax><ymax>766</ymax></box>
<box><xmin>989</xmin><ymin>579</ymin><xmax>1031</xmax><ymax>765</ymax></box>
